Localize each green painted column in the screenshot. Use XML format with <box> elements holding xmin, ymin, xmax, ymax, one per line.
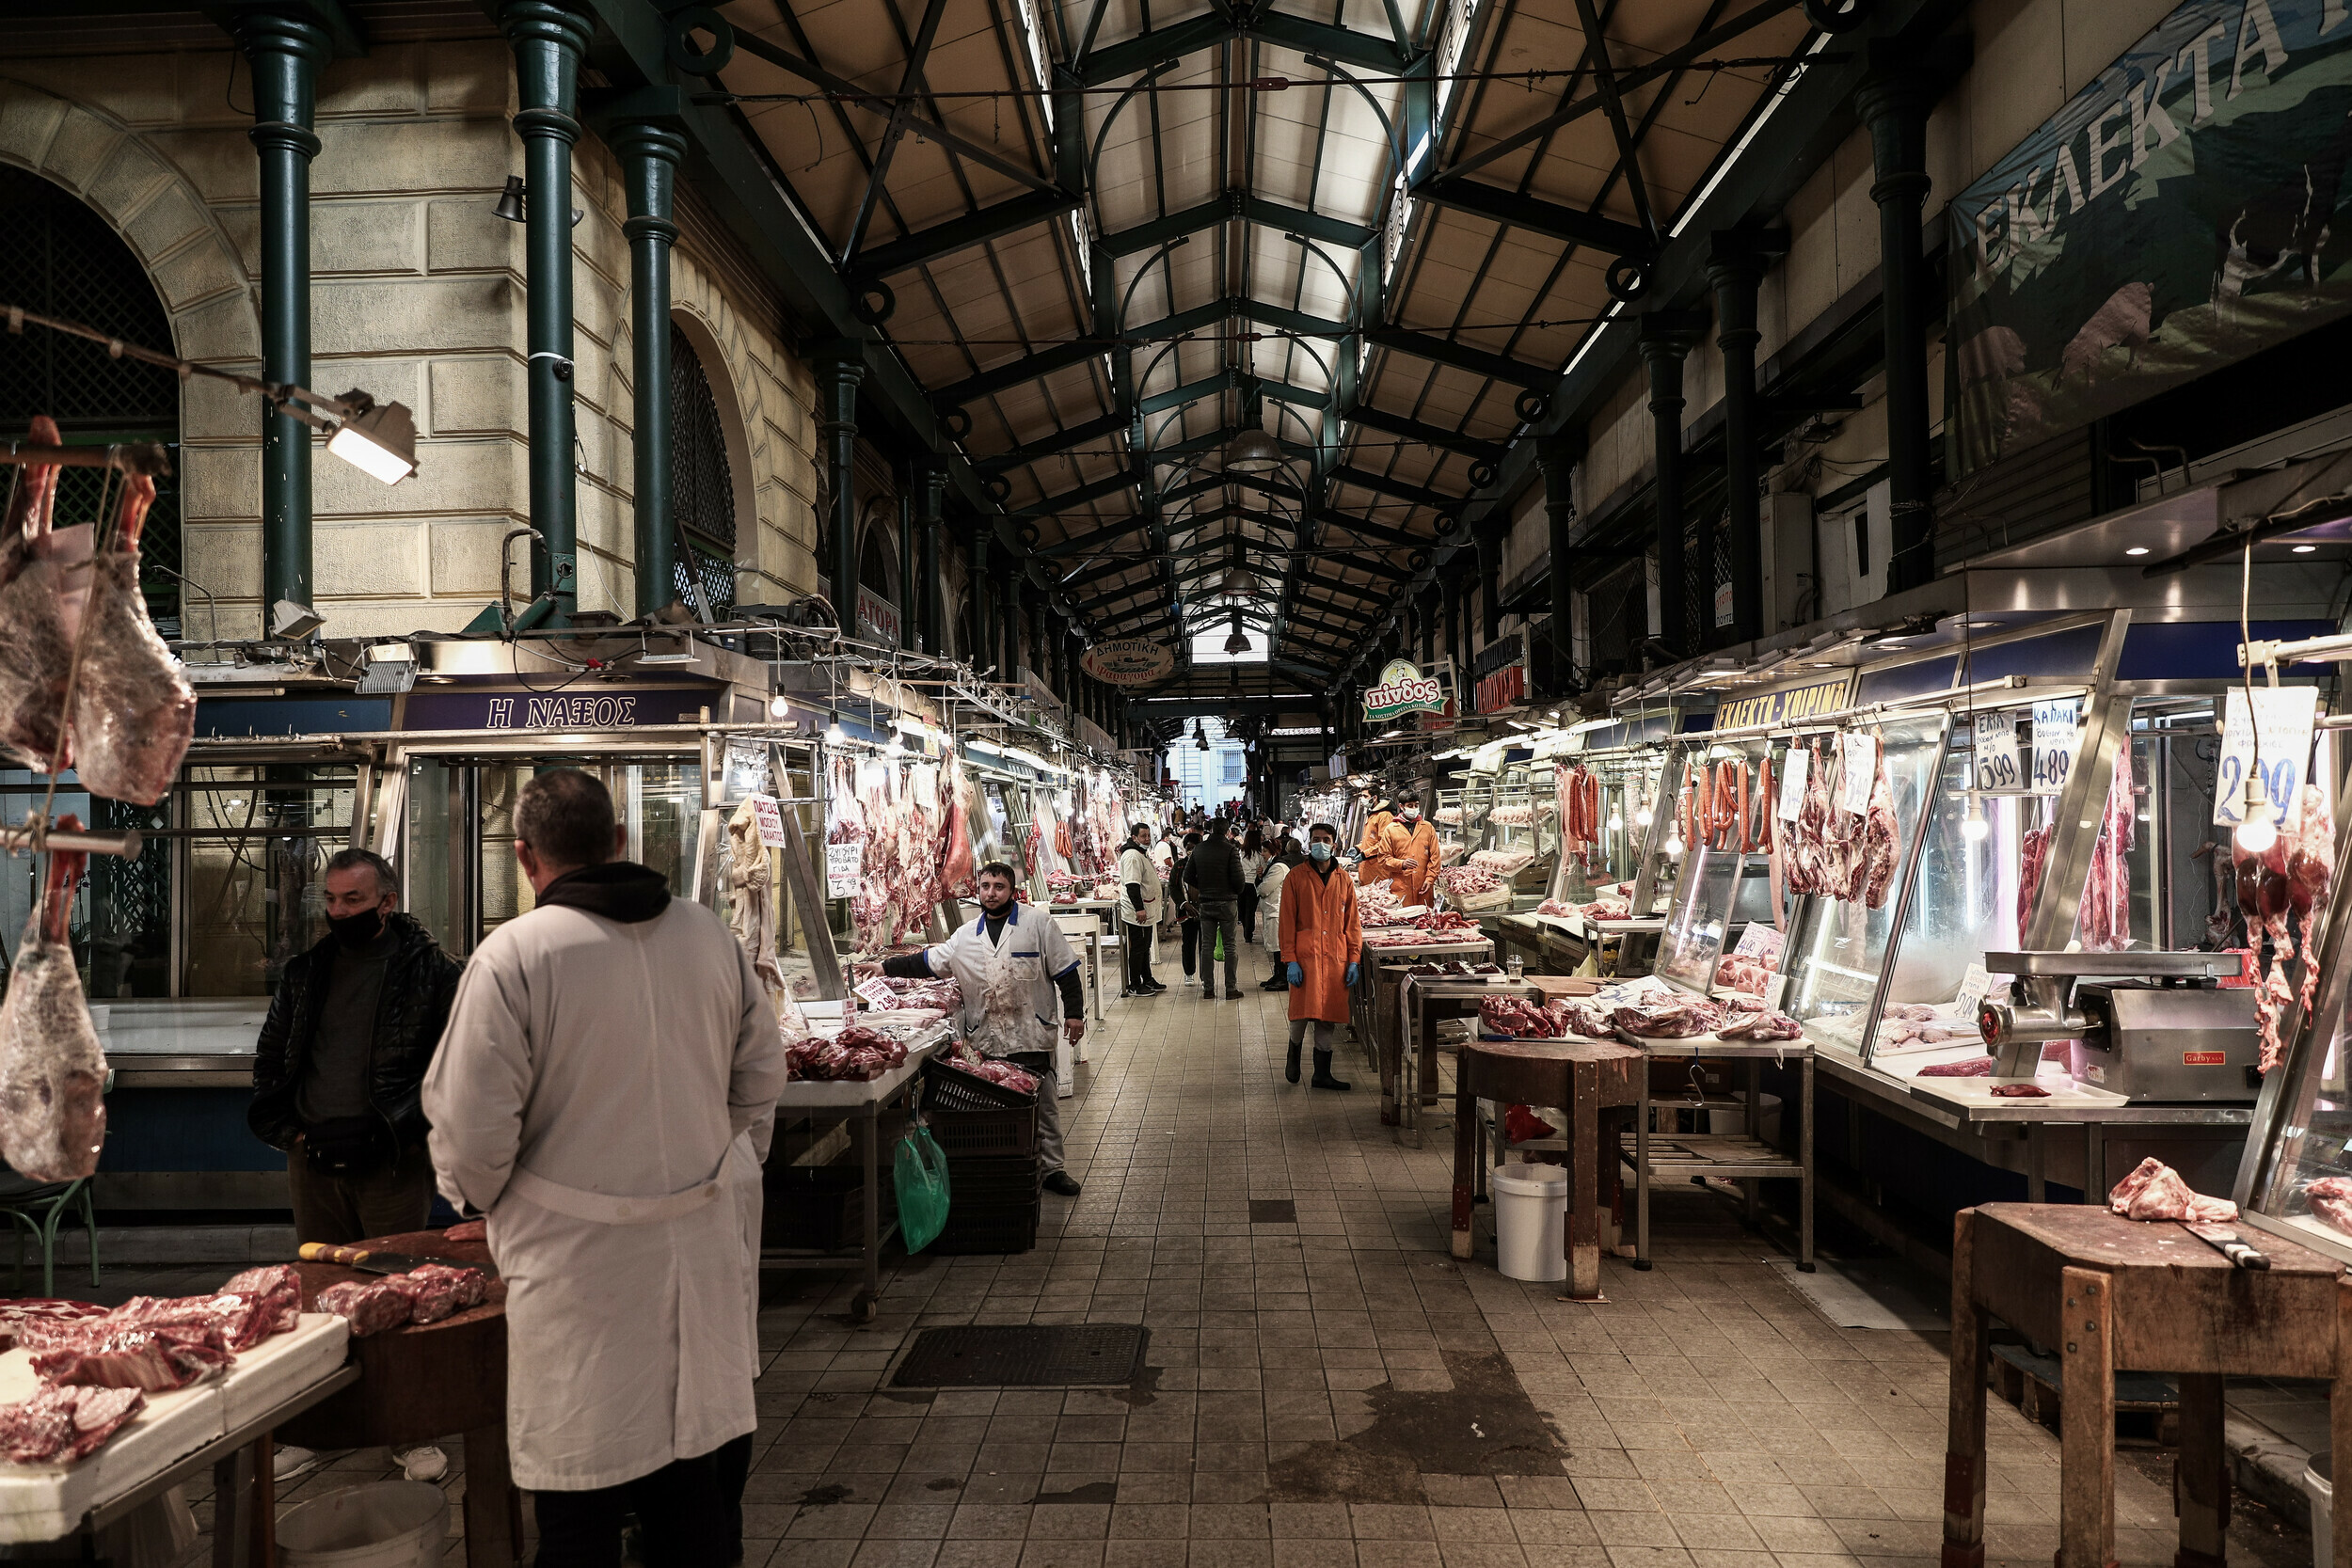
<box><xmin>612</xmin><ymin>120</ymin><xmax>686</xmax><ymax>621</ymax></box>
<box><xmin>501</xmin><ymin>0</ymin><xmax>592</xmax><ymax>623</ymax></box>
<box><xmin>814</xmin><ymin>344</ymin><xmax>865</xmax><ymax>625</ymax></box>
<box><xmin>234</xmin><ymin>11</ymin><xmax>330</xmax><ymax>621</ymax></box>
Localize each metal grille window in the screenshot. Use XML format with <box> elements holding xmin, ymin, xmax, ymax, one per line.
<box><xmin>0</xmin><ymin>167</ymin><xmax>183</xmax><ymax>628</ymax></box>
<box><xmin>669</xmin><ymin>323</ymin><xmax>736</xmax><ymax>616</ymax></box>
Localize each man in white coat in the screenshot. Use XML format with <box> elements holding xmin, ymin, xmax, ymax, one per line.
<box><xmin>1117</xmin><ymin>822</ymin><xmax>1165</xmax><ymax>996</ymax></box>
<box><xmin>422</xmin><ymin>769</ymin><xmax>785</xmax><ymax>1568</ymax></box>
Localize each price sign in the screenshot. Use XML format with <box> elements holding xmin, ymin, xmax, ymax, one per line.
<box><xmin>2215</xmin><ymin>685</ymin><xmax>2319</xmax><ymax>833</ymax></box>
<box><xmin>2030</xmin><ymin>700</ymin><xmax>2079</xmax><ymax>794</ymax></box>
<box><xmin>1733</xmin><ymin>922</ymin><xmax>1786</xmax><ymax>964</ymax></box>
<box><xmin>1972</xmin><ymin>713</ymin><xmax>2023</xmax><ymax>793</ymax></box>
<box><xmin>1954</xmin><ymin>962</ymin><xmax>2000</xmax><ymax>1015</ymax></box>
<box><xmin>748</xmin><ymin>795</ymin><xmax>788</xmax><ymax>848</ymax></box>
<box><xmin>852</xmin><ymin>977</ymin><xmax>899</xmax><ymax>1007</ymax></box>
<box><xmin>1837</xmin><ymin>732</ymin><xmax>1877</xmax><ymax>815</ymax></box>
<box><xmin>1776</xmin><ymin>747</ymin><xmax>1808</xmax><ymax>820</ymax></box>
<box><xmin>825</xmin><ymin>841</ymin><xmax>863</xmax><ymax>898</ymax></box>
<box><xmin>1764</xmin><ymin>973</ymin><xmax>1788</xmax><ymax>1008</ymax></box>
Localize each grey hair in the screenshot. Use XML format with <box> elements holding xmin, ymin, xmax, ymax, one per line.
<box><xmin>325</xmin><ymin>847</ymin><xmax>399</xmax><ymax>901</ymax></box>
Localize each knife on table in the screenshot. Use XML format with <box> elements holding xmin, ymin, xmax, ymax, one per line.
<box><xmin>296</xmin><ymin>1243</ymin><xmax>485</xmax><ymax>1275</ymax></box>
<box><xmin>2184</xmin><ymin>1222</ymin><xmax>2271</xmax><ymax>1270</ymax></box>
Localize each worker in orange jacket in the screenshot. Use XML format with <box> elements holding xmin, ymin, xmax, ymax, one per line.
<box><xmin>1379</xmin><ymin>800</ymin><xmax>1441</xmax><ymax>907</ymax></box>
<box><xmin>1279</xmin><ymin>822</ymin><xmax>1360</xmax><ymax>1089</ymax></box>
<box><xmin>1354</xmin><ymin>799</ymin><xmax>1394</xmax><ymax>885</ymax></box>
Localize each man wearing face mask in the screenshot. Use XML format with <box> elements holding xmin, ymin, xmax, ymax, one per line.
<box><xmin>1379</xmin><ymin>797</ymin><xmax>1442</xmax><ymax>908</ymax></box>
<box><xmin>1278</xmin><ymin>824</ymin><xmax>1360</xmax><ymax>1089</ymax></box>
<box><xmin>250</xmin><ymin>847</ymin><xmax>463</xmax><ymax>1245</ymax></box>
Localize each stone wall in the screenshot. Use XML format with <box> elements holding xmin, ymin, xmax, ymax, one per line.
<box><xmin>0</xmin><ymin>35</ymin><xmax>820</xmax><ymax>639</ymax></box>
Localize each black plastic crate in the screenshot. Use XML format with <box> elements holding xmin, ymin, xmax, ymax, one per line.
<box><xmin>927</xmin><ymin>1106</ymin><xmax>1037</xmax><ymax>1160</ymax></box>
<box><xmin>946</xmin><ymin>1154</ymin><xmax>1041</xmax><ymax>1205</ymax></box>
<box><xmin>922</xmin><ymin>1056</ymin><xmax>1040</xmax><ymax>1114</ymax></box>
<box><xmin>764</xmin><ymin>1162</ymin><xmax>895</xmax><ymax>1253</ymax></box>
<box><xmin>930</xmin><ymin>1197</ymin><xmax>1041</xmax><ymax>1255</ymax></box>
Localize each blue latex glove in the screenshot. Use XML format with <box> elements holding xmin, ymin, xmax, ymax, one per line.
<box><xmin>1345</xmin><ymin>962</ymin><xmax>1360</xmax><ymax>988</ymax></box>
<box><xmin>1286</xmin><ymin>961</ymin><xmax>1304</xmax><ymax>986</ymax></box>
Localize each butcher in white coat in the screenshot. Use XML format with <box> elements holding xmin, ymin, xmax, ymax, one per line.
<box><xmin>423</xmin><ymin>768</ymin><xmax>785</xmax><ymax>1568</ymax></box>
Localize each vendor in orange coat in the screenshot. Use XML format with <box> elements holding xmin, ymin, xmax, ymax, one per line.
<box><xmin>1278</xmin><ymin>822</ymin><xmax>1361</xmax><ymax>1090</ymax></box>
<box><xmin>1377</xmin><ymin>799</ymin><xmax>1441</xmax><ymax>907</ymax></box>
<box><xmin>1354</xmin><ymin>800</ymin><xmax>1394</xmax><ymax>885</ymax></box>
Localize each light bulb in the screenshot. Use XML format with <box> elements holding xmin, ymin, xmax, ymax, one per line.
<box><xmin>1607</xmin><ymin>812</ymin><xmax>1623</xmax><ymax>833</ymax></box>
<box><xmin>1961</xmin><ymin>797</ymin><xmax>1989</xmax><ymax>842</ymax></box>
<box><xmin>1661</xmin><ymin>830</ymin><xmax>1684</xmax><ymax>857</ymax></box>
<box><xmin>768</xmin><ymin>695</ymin><xmax>790</xmax><ymax>719</ymax></box>
<box><xmin>826</xmin><ymin>722</ymin><xmax>850</xmax><ymax>748</ymax></box>
<box><xmin>1634</xmin><ymin>804</ymin><xmax>1653</xmax><ymax>827</ymax></box>
<box><xmin>2237</xmin><ymin>814</ymin><xmax>2279</xmax><ymax>854</ymax></box>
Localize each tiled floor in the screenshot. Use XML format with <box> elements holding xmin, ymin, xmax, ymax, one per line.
<box><xmin>135</xmin><ymin>959</ymin><xmax>2312</xmax><ymax>1565</ymax></box>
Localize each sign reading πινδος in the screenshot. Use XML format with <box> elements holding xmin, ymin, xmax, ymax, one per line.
<box><xmin>1361</xmin><ymin>658</ymin><xmax>1447</xmax><ymax>721</ymax></box>
<box><xmin>1946</xmin><ymin>0</ymin><xmax>2352</xmax><ymax>478</ymax></box>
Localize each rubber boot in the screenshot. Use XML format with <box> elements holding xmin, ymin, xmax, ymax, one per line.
<box><xmin>1311</xmin><ymin>1050</ymin><xmax>1351</xmax><ymax>1091</ymax></box>
<box><xmin>1285</xmin><ymin>1035</ymin><xmax>1303</xmax><ymax>1085</ymax></box>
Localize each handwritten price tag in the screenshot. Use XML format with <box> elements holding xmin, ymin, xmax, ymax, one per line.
<box><xmin>1837</xmin><ymin>732</ymin><xmax>1877</xmax><ymax>816</ymax></box>
<box><xmin>2215</xmin><ymin>685</ymin><xmax>2319</xmax><ymax>833</ymax></box>
<box><xmin>1973</xmin><ymin>713</ymin><xmax>2023</xmax><ymax>793</ymax></box>
<box><xmin>2030</xmin><ymin>700</ymin><xmax>2079</xmax><ymax>794</ymax></box>
<box><xmin>749</xmin><ymin>795</ymin><xmax>788</xmax><ymax>848</ymax></box>
<box><xmin>1734</xmin><ymin>922</ymin><xmax>1786</xmax><ymax>963</ymax></box>
<box><xmin>1776</xmin><ymin>747</ymin><xmax>1808</xmax><ymax>820</ymax></box>
<box><xmin>825</xmin><ymin>841</ymin><xmax>863</xmax><ymax>898</ymax></box>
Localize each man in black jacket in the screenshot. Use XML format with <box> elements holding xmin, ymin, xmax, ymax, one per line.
<box><xmin>1184</xmin><ymin>819</ymin><xmax>1248</xmax><ymax>1000</ymax></box>
<box><xmin>249</xmin><ymin>847</ymin><xmax>463</xmax><ymax>1244</ymax></box>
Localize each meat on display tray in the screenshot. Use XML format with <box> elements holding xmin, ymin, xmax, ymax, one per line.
<box><xmin>0</xmin><ymin>1313</ymin><xmax>350</xmax><ymax>1542</ymax></box>
<box><xmin>777</xmin><ymin>1031</ymin><xmax>947</xmax><ymax>1109</ymax></box>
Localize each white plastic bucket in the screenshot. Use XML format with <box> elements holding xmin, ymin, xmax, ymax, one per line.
<box><xmin>2308</xmin><ymin>1451</ymin><xmax>2331</xmax><ymax>1568</ymax></box>
<box><xmin>1492</xmin><ymin>1162</ymin><xmax>1568</xmax><ymax>1282</ymax></box>
<box><xmin>1704</xmin><ymin>1093</ymin><xmax>1783</xmax><ymax>1143</ymax></box>
<box><xmin>278</xmin><ymin>1481</ymin><xmax>447</xmax><ymax>1568</ymax></box>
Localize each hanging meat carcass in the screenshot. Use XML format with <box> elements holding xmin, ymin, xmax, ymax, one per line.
<box><xmin>2017</xmin><ymin>818</ymin><xmax>2053</xmax><ymax>938</ymax></box>
<box><xmin>940</xmin><ymin>755</ymin><xmax>978</xmax><ymax>898</ymax></box>
<box><xmin>0</xmin><ymin>823</ymin><xmax>106</xmax><ymax>1180</ymax></box>
<box><xmin>70</xmin><ymin>475</ymin><xmax>193</xmax><ymax>806</ymax></box>
<box><xmin>2077</xmin><ymin>742</ymin><xmax>2137</xmax><ymax>952</ymax></box>
<box><xmin>0</xmin><ymin>419</ymin><xmax>82</xmax><ymax>771</ymax></box>
<box><xmin>2289</xmin><ymin>782</ymin><xmax>2335</xmax><ymax>1028</ymax></box>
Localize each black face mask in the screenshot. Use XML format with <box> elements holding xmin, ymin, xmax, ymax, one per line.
<box><xmin>327</xmin><ymin>908</ymin><xmax>387</xmax><ymax>951</ymax></box>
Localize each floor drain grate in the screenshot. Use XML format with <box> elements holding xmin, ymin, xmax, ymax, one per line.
<box><xmin>1249</xmin><ymin>1199</ymin><xmax>1297</xmax><ymax>1224</ymax></box>
<box><xmin>892</xmin><ymin>1324</ymin><xmax>1149</xmax><ymax>1387</ymax></box>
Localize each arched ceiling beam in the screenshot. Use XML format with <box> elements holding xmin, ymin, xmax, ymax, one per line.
<box><xmin>1406</xmin><ymin>177</ymin><xmax>1655</xmax><ymax>260</ymax></box>
<box><xmin>1328</xmin><ymin>466</ymin><xmax>1465</xmax><ymax>513</ymax></box>
<box><xmin>1013</xmin><ymin>468</ymin><xmax>1140</xmax><ymax>517</ymax></box>
<box><xmin>1101</xmin><ymin>193</ymin><xmax>1375</xmax><ymax>258</ymax></box>
<box><xmin>850</xmin><ymin>190</ymin><xmax>1084</xmax><ymax>286</ymax></box>
<box><xmin>1361</xmin><ymin>326</ymin><xmax>1554</xmax><ymax>393</ymax></box>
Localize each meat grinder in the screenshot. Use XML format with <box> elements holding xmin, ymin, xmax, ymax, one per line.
<box><xmin>1977</xmin><ymin>951</ymin><xmax>2257</xmax><ymax>1099</ymax></box>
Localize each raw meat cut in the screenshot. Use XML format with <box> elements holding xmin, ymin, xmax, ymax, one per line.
<box><xmin>861</xmin><ymin>975</ymin><xmax>963</xmax><ymax>1012</ymax></box>
<box><xmin>0</xmin><ymin>1384</ymin><xmax>144</xmax><ymax>1465</ymax></box>
<box><xmin>0</xmin><ymin>1301</ymin><xmax>108</xmax><ymax>1351</ymax></box>
<box><xmin>315</xmin><ymin>1279</ymin><xmax>414</xmax><ymax>1338</ymax></box>
<box><xmin>1989</xmin><ymin>1084</ymin><xmax>2051</xmax><ymax>1098</ymax></box>
<box><xmin>940</xmin><ymin>1046</ymin><xmax>1040</xmax><ymax>1095</ymax></box>
<box><xmin>1437</xmin><ymin>865</ymin><xmax>1504</xmax><ymax>900</ymax></box>
<box><xmin>786</xmin><ymin>1024</ymin><xmax>908</xmax><ymax>1083</ymax></box>
<box><xmin>1714</xmin><ymin>956</ymin><xmax>1772</xmax><ymax>995</ymax></box>
<box><xmin>1502</xmin><ymin>1105</ymin><xmax>1556</xmax><ymax>1142</ymax></box>
<box><xmin>2016</xmin><ymin>819</ymin><xmax>2052</xmax><ymax>936</ymax></box>
<box><xmin>0</xmin><ymin>419</ymin><xmax>80</xmax><ymax>772</ymax></box>
<box><xmin>444</xmin><ymin>1218</ymin><xmax>487</xmax><ymax>1243</ymax></box>
<box><xmin>2286</xmin><ymin>782</ymin><xmax>2336</xmax><ymax>1061</ymax></box>
<box><xmin>1916</xmin><ymin>1056</ymin><xmax>1994</xmax><ymax>1077</ymax></box>
<box><xmin>0</xmin><ymin>824</ymin><xmax>106</xmax><ymax>1180</ymax></box>
<box><xmin>27</xmin><ymin>1323</ymin><xmax>230</xmax><ymax>1391</ymax></box>
<box><xmin>2106</xmin><ymin>1156</ymin><xmax>2237</xmax><ymax>1223</ymax></box>
<box><xmin>2304</xmin><ymin>1175</ymin><xmax>2352</xmax><ymax>1235</ymax></box>
<box><xmin>1884</xmin><ymin>1003</ymin><xmax>1938</xmax><ymax>1022</ymax></box>
<box><xmin>69</xmin><ymin>475</ymin><xmax>192</xmax><ymax>805</ymax></box>
<box><xmin>1613</xmin><ymin>1000</ymin><xmax>1725</xmax><ymax>1038</ymax></box>
<box><xmin>1719</xmin><ymin>1008</ymin><xmax>1803</xmax><ymax>1041</ymax></box>
<box><xmin>1467</xmin><ymin>847</ymin><xmax>1536</xmax><ymax>875</ymax></box>
<box><xmin>1853</xmin><ymin>739</ymin><xmax>1899</xmax><ymax>909</ymax></box>
<box><xmin>380</xmin><ymin>1263</ymin><xmax>485</xmax><ymax>1324</ymax></box>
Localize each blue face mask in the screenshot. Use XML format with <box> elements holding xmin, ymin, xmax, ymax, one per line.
<box><xmin>1308</xmin><ymin>842</ymin><xmax>1335</xmax><ymax>863</ymax></box>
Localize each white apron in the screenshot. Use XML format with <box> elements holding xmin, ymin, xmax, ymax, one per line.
<box><xmin>963</xmin><ymin>914</ymin><xmax>1057</xmax><ymax>1058</ymax></box>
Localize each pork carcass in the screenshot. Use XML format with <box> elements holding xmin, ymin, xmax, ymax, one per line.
<box><xmin>0</xmin><ymin>1384</ymin><xmax>145</xmax><ymax>1465</ymax></box>
<box><xmin>1852</xmin><ymin>737</ymin><xmax>1899</xmax><ymax>909</ymax></box>
<box><xmin>2107</xmin><ymin>1156</ymin><xmax>2238</xmax><ymax>1223</ymax></box>
<box><xmin>69</xmin><ymin>476</ymin><xmax>191</xmax><ymax>805</ymax></box>
<box><xmin>0</xmin><ymin>825</ymin><xmax>106</xmax><ymax>1180</ymax></box>
<box><xmin>2017</xmin><ymin>819</ymin><xmax>2053</xmax><ymax>937</ymax></box>
<box><xmin>2078</xmin><ymin>743</ymin><xmax>2137</xmax><ymax>952</ymax></box>
<box><xmin>0</xmin><ymin>420</ymin><xmax>81</xmax><ymax>772</ymax></box>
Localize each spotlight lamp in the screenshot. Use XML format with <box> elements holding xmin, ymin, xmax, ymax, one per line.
<box><xmin>493</xmin><ymin>173</ymin><xmax>584</xmax><ymax>228</ymax></box>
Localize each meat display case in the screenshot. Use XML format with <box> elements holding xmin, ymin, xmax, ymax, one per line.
<box><xmin>1652</xmin><ymin>734</ymin><xmax>1779</xmax><ymax>996</ymax></box>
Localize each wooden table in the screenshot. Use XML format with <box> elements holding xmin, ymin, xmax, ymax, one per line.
<box><xmin>279</xmin><ymin>1230</ymin><xmax>520</xmax><ymax>1568</ymax></box>
<box><xmin>1451</xmin><ymin>1035</ymin><xmax>1644</xmax><ymax>1299</ymax></box>
<box><xmin>1943</xmin><ymin>1203</ymin><xmax>2352</xmax><ymax>1568</ymax></box>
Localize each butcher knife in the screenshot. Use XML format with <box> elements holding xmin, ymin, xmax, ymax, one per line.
<box><xmin>2183</xmin><ymin>1222</ymin><xmax>2271</xmax><ymax>1270</ymax></box>
<box><xmin>296</xmin><ymin>1243</ymin><xmax>487</xmax><ymax>1275</ymax></box>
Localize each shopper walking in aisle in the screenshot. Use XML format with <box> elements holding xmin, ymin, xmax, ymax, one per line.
<box><xmin>1185</xmin><ymin>817</ymin><xmax>1248</xmax><ymax>1000</ymax></box>
<box><xmin>423</xmin><ymin>769</ymin><xmax>785</xmax><ymax>1567</ymax></box>
<box><xmin>1237</xmin><ymin>825</ymin><xmax>1270</xmax><ymax>944</ymax></box>
<box><xmin>1279</xmin><ymin>823</ymin><xmax>1359</xmax><ymax>1088</ymax></box>
<box><xmin>882</xmin><ymin>862</ymin><xmax>1087</xmax><ymax>1196</ymax></box>
<box><xmin>1174</xmin><ymin>831</ymin><xmax>1202</xmax><ymax>982</ymax></box>
<box><xmin>248</xmin><ymin>846</ymin><xmax>462</xmax><ymax>1483</ymax></box>
<box><xmin>1257</xmin><ymin>835</ymin><xmax>1303</xmax><ymax>991</ymax></box>
<box><xmin>1119</xmin><ymin>822</ymin><xmax>1167</xmax><ymax>996</ymax></box>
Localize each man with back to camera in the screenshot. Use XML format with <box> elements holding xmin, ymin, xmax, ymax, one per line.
<box><xmin>1278</xmin><ymin>822</ymin><xmax>1359</xmax><ymax>1089</ymax></box>
<box><xmin>248</xmin><ymin>846</ymin><xmax>462</xmax><ymax>1482</ymax></box>
<box><xmin>1117</xmin><ymin>822</ymin><xmax>1167</xmax><ymax>997</ymax></box>
<box><xmin>1183</xmin><ymin>817</ymin><xmax>1248</xmax><ymax>1000</ymax></box>
<box><xmin>882</xmin><ymin>861</ymin><xmax>1087</xmax><ymax>1196</ymax></box>
<box><xmin>423</xmin><ymin>770</ymin><xmax>785</xmax><ymax>1567</ymax></box>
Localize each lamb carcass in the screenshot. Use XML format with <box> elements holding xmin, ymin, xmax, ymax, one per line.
<box><xmin>69</xmin><ymin>475</ymin><xmax>192</xmax><ymax>805</ymax></box>
<box><xmin>0</xmin><ymin>824</ymin><xmax>106</xmax><ymax>1180</ymax></box>
<box><xmin>0</xmin><ymin>419</ymin><xmax>81</xmax><ymax>770</ymax></box>
<box><xmin>2288</xmin><ymin>781</ymin><xmax>2335</xmax><ymax>1037</ymax></box>
<box><xmin>1851</xmin><ymin>737</ymin><xmax>1899</xmax><ymax>909</ymax></box>
<box><xmin>2106</xmin><ymin>1155</ymin><xmax>2237</xmax><ymax>1223</ymax></box>
<box><xmin>2078</xmin><ymin>743</ymin><xmax>2136</xmax><ymax>952</ymax></box>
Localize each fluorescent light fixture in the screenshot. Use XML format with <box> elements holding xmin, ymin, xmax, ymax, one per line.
<box><xmin>2123</xmin><ymin>546</ymin><xmax>2150</xmax><ymax>557</ymax></box>
<box><xmin>326</xmin><ymin>396</ymin><xmax>419</xmax><ymax>484</ymax></box>
<box><xmin>2295</xmin><ymin>544</ymin><xmax>2318</xmax><ymax>553</ymax></box>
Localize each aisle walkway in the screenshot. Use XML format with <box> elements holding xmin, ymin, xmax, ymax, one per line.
<box><xmin>741</xmin><ymin>981</ymin><xmax>2273</xmax><ymax>1568</ymax></box>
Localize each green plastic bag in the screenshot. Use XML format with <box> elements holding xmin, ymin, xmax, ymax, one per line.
<box><xmin>1213</xmin><ymin>926</ymin><xmax>1225</xmax><ymax>962</ymax></box>
<box><xmin>895</xmin><ymin>1126</ymin><xmax>951</xmax><ymax>1252</ymax></box>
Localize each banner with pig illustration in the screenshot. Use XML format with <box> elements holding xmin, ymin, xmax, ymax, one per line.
<box><xmin>1947</xmin><ymin>0</ymin><xmax>2352</xmax><ymax>478</ymax></box>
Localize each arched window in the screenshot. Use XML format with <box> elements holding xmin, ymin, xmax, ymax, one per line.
<box><xmin>0</xmin><ymin>167</ymin><xmax>182</xmax><ymax>627</ymax></box>
<box><xmin>668</xmin><ymin>322</ymin><xmax>736</xmax><ymax>615</ymax></box>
